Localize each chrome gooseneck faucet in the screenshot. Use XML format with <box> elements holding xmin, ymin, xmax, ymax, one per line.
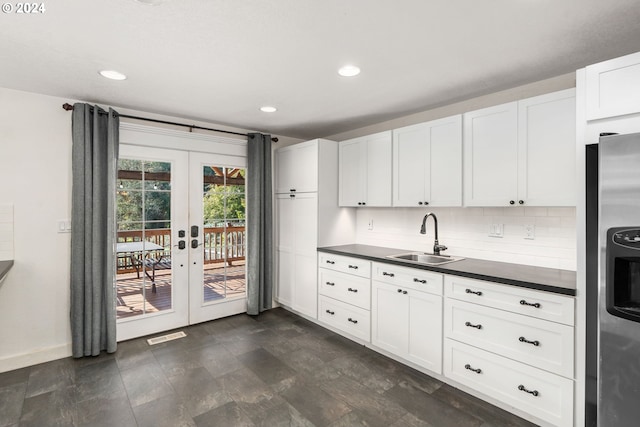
<box><xmin>420</xmin><ymin>212</ymin><xmax>448</xmax><ymax>255</ymax></box>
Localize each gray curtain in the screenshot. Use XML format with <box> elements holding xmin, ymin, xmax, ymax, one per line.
<box><xmin>70</xmin><ymin>103</ymin><xmax>119</xmax><ymax>357</ymax></box>
<box><xmin>246</xmin><ymin>133</ymin><xmax>273</xmax><ymax>315</ymax></box>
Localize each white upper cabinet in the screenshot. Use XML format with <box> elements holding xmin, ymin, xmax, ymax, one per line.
<box><xmin>586</xmin><ymin>51</ymin><xmax>640</xmax><ymax>120</ymax></box>
<box><xmin>339</xmin><ymin>131</ymin><xmax>392</xmax><ymax>207</ymax></box>
<box><xmin>393</xmin><ymin>115</ymin><xmax>462</xmax><ymax>207</ymax></box>
<box><xmin>275</xmin><ymin>140</ymin><xmax>318</xmax><ymax>194</ymax></box>
<box><xmin>464</xmin><ymin>89</ymin><xmax>576</xmax><ymax>207</ymax></box>
<box><xmin>463</xmin><ymin>102</ymin><xmax>519</xmax><ymax>207</ymax></box>
<box><xmin>518</xmin><ymin>89</ymin><xmax>576</xmax><ymax>206</ymax></box>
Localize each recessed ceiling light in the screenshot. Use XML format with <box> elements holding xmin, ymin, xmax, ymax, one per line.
<box><xmin>260</xmin><ymin>106</ymin><xmax>277</xmax><ymax>113</ymax></box>
<box><xmin>99</xmin><ymin>70</ymin><xmax>127</xmax><ymax>81</ymax></box>
<box><xmin>338</xmin><ymin>65</ymin><xmax>361</xmax><ymax>77</ymax></box>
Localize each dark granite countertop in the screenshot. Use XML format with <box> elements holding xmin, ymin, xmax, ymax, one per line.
<box><xmin>0</xmin><ymin>260</ymin><xmax>13</xmax><ymax>282</ymax></box>
<box><xmin>317</xmin><ymin>244</ymin><xmax>576</xmax><ymax>296</ymax></box>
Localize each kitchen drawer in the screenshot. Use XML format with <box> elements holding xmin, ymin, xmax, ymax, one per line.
<box><xmin>444</xmin><ymin>339</ymin><xmax>573</xmax><ymax>427</ymax></box>
<box><xmin>372</xmin><ymin>262</ymin><xmax>443</xmax><ymax>296</ymax></box>
<box><xmin>445</xmin><ymin>275</ymin><xmax>574</xmax><ymax>326</ymax></box>
<box><xmin>444</xmin><ymin>299</ymin><xmax>574</xmax><ymax>378</ymax></box>
<box><xmin>318</xmin><ymin>268</ymin><xmax>371</xmax><ymax>310</ymax></box>
<box><xmin>318</xmin><ymin>253</ymin><xmax>371</xmax><ymax>278</ymax></box>
<box><xmin>318</xmin><ymin>295</ymin><xmax>370</xmax><ymax>342</ymax></box>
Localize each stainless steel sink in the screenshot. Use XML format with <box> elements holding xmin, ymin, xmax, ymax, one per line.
<box><xmin>387</xmin><ymin>252</ymin><xmax>464</xmax><ymax>265</ymax></box>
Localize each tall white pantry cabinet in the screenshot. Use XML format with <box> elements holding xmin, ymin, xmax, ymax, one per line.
<box><xmin>274</xmin><ymin>139</ymin><xmax>355</xmax><ymax>319</ymax></box>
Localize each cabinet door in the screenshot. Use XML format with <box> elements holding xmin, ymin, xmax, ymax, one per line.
<box><xmin>463</xmin><ymin>102</ymin><xmax>518</xmax><ymax>206</ymax></box>
<box><xmin>407</xmin><ymin>290</ymin><xmax>443</xmax><ymax>374</ymax></box>
<box><xmin>393</xmin><ymin>123</ymin><xmax>428</xmax><ymax>207</ymax></box>
<box><xmin>339</xmin><ymin>138</ymin><xmax>366</xmax><ymax>206</ymax></box>
<box><xmin>275</xmin><ymin>194</ymin><xmax>295</xmax><ymax>306</ymax></box>
<box><xmin>429</xmin><ymin>115</ymin><xmax>462</xmax><ymax>207</ymax></box>
<box><xmin>365</xmin><ymin>131</ymin><xmax>393</xmax><ymax>207</ymax></box>
<box><xmin>586</xmin><ymin>51</ymin><xmax>640</xmax><ymax>120</ymax></box>
<box><xmin>292</xmin><ymin>193</ymin><xmax>318</xmax><ymax>318</ymax></box>
<box><xmin>275</xmin><ymin>140</ymin><xmax>318</xmax><ymax>194</ymax></box>
<box><xmin>518</xmin><ymin>89</ymin><xmax>576</xmax><ymax>206</ymax></box>
<box><xmin>275</xmin><ymin>148</ymin><xmax>296</xmax><ymax>194</ymax></box>
<box><xmin>372</xmin><ymin>280</ymin><xmax>408</xmax><ymax>356</ymax></box>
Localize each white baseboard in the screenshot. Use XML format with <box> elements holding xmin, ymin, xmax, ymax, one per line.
<box><xmin>0</xmin><ymin>343</ymin><xmax>72</xmax><ymax>373</ymax></box>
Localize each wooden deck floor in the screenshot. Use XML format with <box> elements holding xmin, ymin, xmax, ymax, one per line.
<box><xmin>116</xmin><ymin>264</ymin><xmax>246</xmax><ymax>319</ymax></box>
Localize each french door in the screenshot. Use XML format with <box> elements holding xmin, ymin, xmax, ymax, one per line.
<box><xmin>115</xmin><ymin>145</ymin><xmax>247</xmax><ymax>341</ymax></box>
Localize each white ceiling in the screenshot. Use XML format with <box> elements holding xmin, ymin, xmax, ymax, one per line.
<box><xmin>1</xmin><ymin>0</ymin><xmax>639</xmax><ymax>140</ymax></box>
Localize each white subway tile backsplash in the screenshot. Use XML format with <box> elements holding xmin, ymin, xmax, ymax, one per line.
<box><xmin>547</xmin><ymin>207</ymin><xmax>575</xmax><ymax>217</ymax></box>
<box><xmin>524</xmin><ymin>207</ymin><xmax>548</xmax><ymax>217</ymax></box>
<box><xmin>353</xmin><ymin>206</ymin><xmax>576</xmax><ymax>271</ymax></box>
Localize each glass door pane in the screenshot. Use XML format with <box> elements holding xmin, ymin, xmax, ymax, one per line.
<box><xmin>202</xmin><ymin>166</ymin><xmax>246</xmax><ymax>303</ymax></box>
<box><xmin>116</xmin><ymin>158</ymin><xmax>173</xmax><ymax>319</ymax></box>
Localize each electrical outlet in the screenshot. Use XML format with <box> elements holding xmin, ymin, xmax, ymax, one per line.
<box><xmin>488</xmin><ymin>223</ymin><xmax>503</xmax><ymax>238</ymax></box>
<box><xmin>368</xmin><ymin>219</ymin><xmax>374</xmax><ymax>230</ymax></box>
<box><xmin>524</xmin><ymin>224</ymin><xmax>535</xmax><ymax>240</ymax></box>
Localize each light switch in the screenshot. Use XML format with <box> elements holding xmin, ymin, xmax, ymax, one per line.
<box><xmin>488</xmin><ymin>223</ymin><xmax>503</xmax><ymax>238</ymax></box>
<box><xmin>58</xmin><ymin>220</ymin><xmax>72</xmax><ymax>233</ymax></box>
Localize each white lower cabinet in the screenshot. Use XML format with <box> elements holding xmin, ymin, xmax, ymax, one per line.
<box><xmin>314</xmin><ymin>253</ymin><xmax>576</xmax><ymax>426</ymax></box>
<box><xmin>445</xmin><ymin>299</ymin><xmax>574</xmax><ymax>378</ymax></box>
<box><xmin>318</xmin><ymin>295</ymin><xmax>371</xmax><ymax>342</ymax></box>
<box><xmin>317</xmin><ymin>253</ymin><xmax>372</xmax><ymax>341</ymax></box>
<box><xmin>371</xmin><ymin>262</ymin><xmax>443</xmax><ymax>374</ymax></box>
<box><xmin>444</xmin><ymin>275</ymin><xmax>575</xmax><ymax>427</ymax></box>
<box><xmin>445</xmin><ymin>340</ymin><xmax>574</xmax><ymax>427</ymax></box>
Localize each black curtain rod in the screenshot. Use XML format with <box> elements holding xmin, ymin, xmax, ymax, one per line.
<box><xmin>61</xmin><ymin>103</ymin><xmax>278</xmax><ymax>142</ymax></box>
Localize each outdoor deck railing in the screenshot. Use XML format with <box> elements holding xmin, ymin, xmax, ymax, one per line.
<box><xmin>116</xmin><ymin>226</ymin><xmax>246</xmax><ymax>274</ymax></box>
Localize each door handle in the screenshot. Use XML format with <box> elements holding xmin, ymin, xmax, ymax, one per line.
<box><xmin>176</xmin><ymin>240</ymin><xmax>186</xmax><ymax>250</ymax></box>
<box><xmin>191</xmin><ymin>239</ymin><xmax>200</xmax><ymax>249</ymax></box>
<box><xmin>191</xmin><ymin>225</ymin><xmax>199</xmax><ymax>237</ymax></box>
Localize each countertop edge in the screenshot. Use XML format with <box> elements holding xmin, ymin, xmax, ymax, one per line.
<box><xmin>317</xmin><ymin>245</ymin><xmax>576</xmax><ymax>297</ymax></box>
<box><xmin>0</xmin><ymin>260</ymin><xmax>14</xmax><ymax>282</ymax></box>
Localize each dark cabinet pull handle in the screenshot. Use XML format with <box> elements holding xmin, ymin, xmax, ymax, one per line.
<box><xmin>465</xmin><ymin>289</ymin><xmax>482</xmax><ymax>296</ymax></box>
<box><xmin>465</xmin><ymin>364</ymin><xmax>482</xmax><ymax>374</ymax></box>
<box><xmin>362</xmin><ymin>202</ymin><xmax>366</xmax><ymax>206</ymax></box>
<box><xmin>358</xmin><ymin>202</ymin><xmax>362</xmax><ymax>205</ymax></box>
<box><xmin>520</xmin><ymin>299</ymin><xmax>541</xmax><ymax>308</ymax></box>
<box><xmin>290</xmin><ymin>188</ymin><xmax>296</xmax><ymax>192</ymax></box>
<box><xmin>425</xmin><ymin>201</ymin><xmax>429</xmax><ymax>205</ymax></box>
<box><xmin>418</xmin><ymin>201</ymin><xmax>423</xmax><ymax>205</ymax></box>
<box><xmin>397</xmin><ymin>289</ymin><xmax>403</xmax><ymax>293</ymax></box>
<box><xmin>289</xmin><ymin>194</ymin><xmax>295</xmax><ymax>198</ymax></box>
<box><xmin>383</xmin><ymin>272</ymin><xmax>395</xmax><ymax>277</ymax></box>
<box><xmin>518</xmin><ymin>200</ymin><xmax>524</xmax><ymax>205</ymax></box>
<box><xmin>348</xmin><ymin>288</ymin><xmax>358</xmax><ymax>293</ymax></box>
<box><xmin>519</xmin><ymin>336</ymin><xmax>540</xmax><ymax>346</ymax></box>
<box><xmin>325</xmin><ymin>309</ymin><xmax>335</xmax><ymax>315</ymax></box>
<box><xmin>509</xmin><ymin>200</ymin><xmax>515</xmax><ymax>205</ymax></box>
<box><xmin>326</xmin><ymin>260</ymin><xmax>335</xmax><ymax>265</ymax></box>
<box><xmin>413</xmin><ymin>278</ymin><xmax>427</xmax><ymax>284</ymax></box>
<box><xmin>465</xmin><ymin>321</ymin><xmax>482</xmax><ymax>330</ymax></box>
<box><xmin>325</xmin><ymin>282</ymin><xmax>335</xmax><ymax>286</ymax></box>
<box><xmin>518</xmin><ymin>385</ymin><xmax>539</xmax><ymax>397</ymax></box>
<box><xmin>402</xmin><ymin>290</ymin><xmax>408</xmax><ymax>295</ymax></box>
<box><xmin>347</xmin><ymin>318</ymin><xmax>358</xmax><ymax>324</ymax></box>
<box><xmin>348</xmin><ymin>265</ymin><xmax>358</xmax><ymax>269</ymax></box>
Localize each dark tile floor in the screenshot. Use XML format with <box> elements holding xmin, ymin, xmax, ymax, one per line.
<box><xmin>0</xmin><ymin>308</ymin><xmax>538</xmax><ymax>427</ymax></box>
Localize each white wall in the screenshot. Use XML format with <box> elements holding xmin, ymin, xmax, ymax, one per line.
<box><xmin>0</xmin><ymin>88</ymin><xmax>74</xmax><ymax>372</ymax></box>
<box><xmin>0</xmin><ymin>86</ymin><xmax>300</xmax><ymax>373</ymax></box>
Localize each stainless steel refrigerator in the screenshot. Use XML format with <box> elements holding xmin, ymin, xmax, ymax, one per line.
<box><xmin>586</xmin><ymin>132</ymin><xmax>640</xmax><ymax>426</ymax></box>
